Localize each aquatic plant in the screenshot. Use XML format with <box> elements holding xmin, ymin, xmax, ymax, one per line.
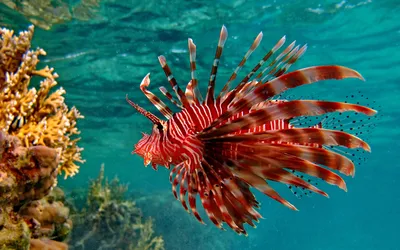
<box><xmin>135</xmin><ymin>192</ymin><xmax>238</xmax><ymax>250</ymax></box>
<box><xmin>0</xmin><ymin>25</ymin><xmax>84</xmax><ymax>178</ymax></box>
<box><xmin>68</xmin><ymin>164</ymin><xmax>165</xmax><ymax>250</ymax></box>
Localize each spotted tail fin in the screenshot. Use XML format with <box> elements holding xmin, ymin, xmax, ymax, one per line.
<box><xmin>206</xmin><ymin>65</ymin><xmax>366</xmax><ymax>132</ymax></box>
<box><xmin>199</xmin><ymin>100</ymin><xmax>376</xmax><ymax>139</ymax></box>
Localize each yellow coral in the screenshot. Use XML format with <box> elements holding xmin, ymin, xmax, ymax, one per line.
<box><xmin>0</xmin><ymin>25</ymin><xmax>84</xmax><ymax>179</ymax></box>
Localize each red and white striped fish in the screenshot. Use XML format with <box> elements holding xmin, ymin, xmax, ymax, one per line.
<box><xmin>126</xmin><ymin>26</ymin><xmax>377</xmax><ymax>235</ymax></box>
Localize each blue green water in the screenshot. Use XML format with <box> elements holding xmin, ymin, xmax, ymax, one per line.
<box><xmin>1</xmin><ymin>0</ymin><xmax>399</xmax><ymax>249</ymax></box>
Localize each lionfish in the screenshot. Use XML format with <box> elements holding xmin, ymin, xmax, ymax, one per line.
<box><xmin>125</xmin><ymin>26</ymin><xmax>376</xmax><ymax>235</ymax></box>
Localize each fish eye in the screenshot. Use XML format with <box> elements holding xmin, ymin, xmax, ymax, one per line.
<box><xmin>155</xmin><ymin>123</ymin><xmax>163</xmax><ymax>131</ymax></box>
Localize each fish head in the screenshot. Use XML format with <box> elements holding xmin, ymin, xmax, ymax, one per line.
<box><xmin>133</xmin><ymin>122</ymin><xmax>166</xmax><ymax>168</ymax></box>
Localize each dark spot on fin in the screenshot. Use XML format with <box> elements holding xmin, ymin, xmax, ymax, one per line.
<box><xmin>287</xmin><ymin>90</ymin><xmax>380</xmax><ymax>167</ymax></box>
<box><xmin>324</xmin><ymin>145</ymin><xmax>369</xmax><ymax>169</ymax></box>
<box><xmin>287</xmin><ymin>170</ymin><xmax>318</xmax><ymax>199</ymax></box>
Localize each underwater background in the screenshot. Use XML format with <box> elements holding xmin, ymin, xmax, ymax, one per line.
<box><xmin>0</xmin><ymin>0</ymin><xmax>399</xmax><ymax>249</ymax></box>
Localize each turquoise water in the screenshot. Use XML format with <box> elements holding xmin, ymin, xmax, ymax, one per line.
<box><xmin>1</xmin><ymin>0</ymin><xmax>399</xmax><ymax>249</ymax></box>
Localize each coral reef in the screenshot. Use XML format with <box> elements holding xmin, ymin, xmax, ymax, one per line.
<box><xmin>0</xmin><ymin>206</ymin><xmax>31</xmax><ymax>250</ymax></box>
<box><xmin>20</xmin><ymin>187</ymin><xmax>72</xmax><ymax>242</ymax></box>
<box><xmin>0</xmin><ymin>0</ymin><xmax>102</xmax><ymax>30</ymax></box>
<box><xmin>0</xmin><ymin>25</ymin><xmax>83</xmax><ymax>249</ymax></box>
<box><xmin>68</xmin><ymin>164</ymin><xmax>165</xmax><ymax>250</ymax></box>
<box><xmin>0</xmin><ymin>25</ymin><xmax>84</xmax><ymax>178</ymax></box>
<box><xmin>30</xmin><ymin>238</ymin><xmax>68</xmax><ymax>250</ymax></box>
<box><xmin>0</xmin><ymin>131</ymin><xmax>69</xmax><ymax>249</ymax></box>
<box><xmin>0</xmin><ymin>131</ymin><xmax>59</xmax><ymax>207</ymax></box>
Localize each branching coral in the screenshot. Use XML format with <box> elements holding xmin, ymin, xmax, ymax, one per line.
<box><xmin>0</xmin><ymin>25</ymin><xmax>84</xmax><ymax>178</ymax></box>
<box><xmin>68</xmin><ymin>164</ymin><xmax>165</xmax><ymax>250</ymax></box>
<box><xmin>0</xmin><ymin>0</ymin><xmax>102</xmax><ymax>30</ymax></box>
<box><xmin>0</xmin><ymin>25</ymin><xmax>79</xmax><ymax>249</ymax></box>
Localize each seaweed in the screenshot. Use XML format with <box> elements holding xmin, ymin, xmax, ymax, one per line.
<box><xmin>68</xmin><ymin>164</ymin><xmax>164</xmax><ymax>250</ymax></box>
